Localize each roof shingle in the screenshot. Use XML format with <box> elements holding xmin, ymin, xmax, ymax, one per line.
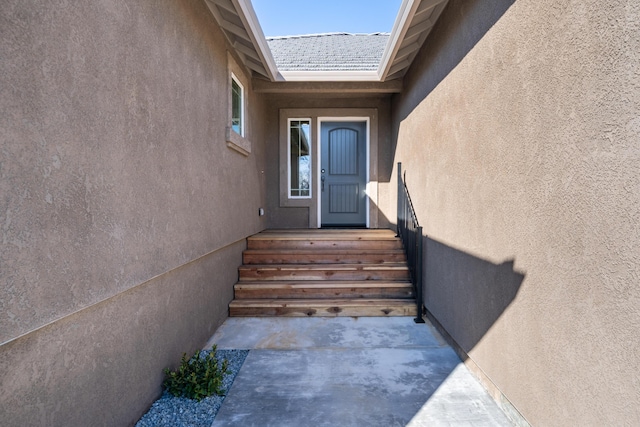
<box><xmin>266</xmin><ymin>33</ymin><xmax>390</xmax><ymax>72</ymax></box>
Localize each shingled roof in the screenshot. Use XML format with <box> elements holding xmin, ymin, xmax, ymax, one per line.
<box><xmin>267</xmin><ymin>33</ymin><xmax>390</xmax><ymax>72</ymax></box>
<box><xmin>204</xmin><ymin>0</ymin><xmax>450</xmax><ymax>82</ymax></box>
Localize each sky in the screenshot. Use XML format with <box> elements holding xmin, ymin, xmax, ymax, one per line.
<box><xmin>251</xmin><ymin>0</ymin><xmax>403</xmax><ymax>38</ymax></box>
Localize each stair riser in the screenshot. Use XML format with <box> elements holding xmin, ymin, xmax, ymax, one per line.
<box><xmin>234</xmin><ymin>287</ymin><xmax>414</xmax><ymax>300</ymax></box>
<box><xmin>239</xmin><ymin>270</ymin><xmax>410</xmax><ymax>282</ymax></box>
<box><xmin>247</xmin><ymin>240</ymin><xmax>403</xmax><ymax>250</ymax></box>
<box><xmin>229</xmin><ymin>305</ymin><xmax>417</xmax><ymax>317</ymax></box>
<box><xmin>243</xmin><ymin>253</ymin><xmax>406</xmax><ymax>265</ymax></box>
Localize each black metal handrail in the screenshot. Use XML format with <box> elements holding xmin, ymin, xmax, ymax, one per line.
<box><xmin>397</xmin><ymin>162</ymin><xmax>425</xmax><ymax>323</ymax></box>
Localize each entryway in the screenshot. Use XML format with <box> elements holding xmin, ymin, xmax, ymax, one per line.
<box><xmin>279</xmin><ymin>109</ymin><xmax>379</xmax><ymax>229</ymax></box>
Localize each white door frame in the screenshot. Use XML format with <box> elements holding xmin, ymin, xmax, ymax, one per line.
<box><xmin>317</xmin><ymin>117</ymin><xmax>370</xmax><ymax>228</ymax></box>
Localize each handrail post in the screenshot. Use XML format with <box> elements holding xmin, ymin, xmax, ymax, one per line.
<box><xmin>396</xmin><ymin>162</ymin><xmax>424</xmax><ymax>323</ymax></box>
<box><xmin>396</xmin><ymin>162</ymin><xmax>402</xmax><ymax>237</ymax></box>
<box><xmin>396</xmin><ymin>161</ymin><xmax>425</xmax><ymax>323</ymax></box>
<box><xmin>414</xmin><ymin>226</ymin><xmax>425</xmax><ymax>323</ymax></box>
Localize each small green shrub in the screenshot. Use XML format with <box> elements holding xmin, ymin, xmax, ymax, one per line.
<box><xmin>162</xmin><ymin>346</ymin><xmax>229</xmax><ymax>401</ymax></box>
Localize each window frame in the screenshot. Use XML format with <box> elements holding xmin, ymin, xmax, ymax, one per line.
<box><xmin>231</xmin><ymin>73</ymin><xmax>245</xmax><ymax>137</ymax></box>
<box><xmin>225</xmin><ymin>52</ymin><xmax>251</xmax><ymax>156</ymax></box>
<box><xmin>287</xmin><ymin>118</ymin><xmax>312</xmax><ymax>199</ymax></box>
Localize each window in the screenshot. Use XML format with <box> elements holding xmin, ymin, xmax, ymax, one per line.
<box><xmin>231</xmin><ymin>74</ymin><xmax>244</xmax><ymax>136</ymax></box>
<box><xmin>289</xmin><ymin>119</ymin><xmax>311</xmax><ymax>198</ymax></box>
<box><xmin>225</xmin><ymin>54</ymin><xmax>251</xmax><ymax>156</ymax></box>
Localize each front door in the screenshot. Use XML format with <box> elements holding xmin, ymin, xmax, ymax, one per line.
<box><xmin>320</xmin><ymin>121</ymin><xmax>367</xmax><ymax>227</ymax></box>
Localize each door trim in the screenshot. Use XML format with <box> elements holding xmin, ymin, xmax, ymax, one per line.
<box><xmin>317</xmin><ymin>117</ymin><xmax>370</xmax><ymax>228</ymax></box>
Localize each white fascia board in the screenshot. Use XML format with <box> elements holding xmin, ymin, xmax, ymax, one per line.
<box><xmin>377</xmin><ymin>0</ymin><xmax>420</xmax><ymax>81</ymax></box>
<box><xmin>278</xmin><ymin>71</ymin><xmax>380</xmax><ymax>82</ymax></box>
<box><xmin>233</xmin><ymin>0</ymin><xmax>280</xmax><ymax>81</ymax></box>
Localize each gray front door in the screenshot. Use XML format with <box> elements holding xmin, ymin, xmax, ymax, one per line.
<box><xmin>320</xmin><ymin>121</ymin><xmax>367</xmax><ymax>227</ymax></box>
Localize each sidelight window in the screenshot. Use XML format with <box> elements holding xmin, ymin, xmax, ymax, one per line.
<box><xmin>288</xmin><ymin>119</ymin><xmax>311</xmax><ymax>198</ymax></box>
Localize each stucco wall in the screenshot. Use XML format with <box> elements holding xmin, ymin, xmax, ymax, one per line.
<box><xmin>1</xmin><ymin>0</ymin><xmax>267</xmax><ymax>424</ymax></box>
<box><xmin>264</xmin><ymin>95</ymin><xmax>394</xmax><ymax>229</ymax></box>
<box><xmin>387</xmin><ymin>0</ymin><xmax>640</xmax><ymax>425</ymax></box>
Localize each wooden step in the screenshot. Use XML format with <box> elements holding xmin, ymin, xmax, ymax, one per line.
<box><xmin>238</xmin><ymin>263</ymin><xmax>410</xmax><ymax>282</ymax></box>
<box><xmin>229</xmin><ymin>229</ymin><xmax>416</xmax><ymax>318</ymax></box>
<box><xmin>242</xmin><ymin>249</ymin><xmax>406</xmax><ymax>265</ymax></box>
<box><xmin>247</xmin><ymin>238</ymin><xmax>403</xmax><ymax>250</ymax></box>
<box><xmin>229</xmin><ymin>299</ymin><xmax>417</xmax><ymax>317</ymax></box>
<box><xmin>247</xmin><ymin>230</ymin><xmax>402</xmax><ymax>250</ymax></box>
<box><xmin>257</xmin><ymin>229</ymin><xmax>395</xmax><ymax>234</ymax></box>
<box><xmin>253</xmin><ymin>229</ymin><xmax>397</xmax><ymax>237</ymax></box>
<box><xmin>234</xmin><ymin>281</ymin><xmax>414</xmax><ymax>299</ymax></box>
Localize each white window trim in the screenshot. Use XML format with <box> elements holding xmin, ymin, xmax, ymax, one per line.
<box><xmin>226</xmin><ymin>52</ymin><xmax>251</xmax><ymax>156</ymax></box>
<box><xmin>287</xmin><ymin>118</ymin><xmax>312</xmax><ymax>200</ymax></box>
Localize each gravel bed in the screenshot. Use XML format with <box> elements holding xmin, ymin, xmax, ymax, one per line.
<box><xmin>136</xmin><ymin>349</ymin><xmax>248</xmax><ymax>427</ymax></box>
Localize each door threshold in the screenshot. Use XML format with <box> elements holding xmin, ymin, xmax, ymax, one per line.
<box><xmin>321</xmin><ymin>225</ymin><xmax>367</xmax><ymax>229</ymax></box>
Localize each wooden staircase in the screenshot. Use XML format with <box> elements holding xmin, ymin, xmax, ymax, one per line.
<box><xmin>229</xmin><ymin>229</ymin><xmax>417</xmax><ymax>317</ymax></box>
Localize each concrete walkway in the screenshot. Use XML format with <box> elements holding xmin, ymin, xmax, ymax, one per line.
<box><xmin>204</xmin><ymin>317</ymin><xmax>513</xmax><ymax>427</ymax></box>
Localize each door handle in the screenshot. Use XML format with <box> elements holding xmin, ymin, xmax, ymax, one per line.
<box><xmin>321</xmin><ymin>175</ymin><xmax>325</xmax><ymax>192</ymax></box>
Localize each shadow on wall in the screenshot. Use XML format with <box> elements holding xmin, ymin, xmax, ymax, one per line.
<box><xmin>382</xmin><ymin>199</ymin><xmax>524</xmax><ymax>352</ymax></box>
<box><xmin>386</xmin><ymin>0</ymin><xmax>523</xmax><ymax>340</ymax></box>
<box><xmin>383</xmin><ymin>1</ymin><xmax>524</xmax><ymax>421</ymax></box>
<box><xmin>424</xmin><ymin>237</ymin><xmax>525</xmax><ymax>353</ymax></box>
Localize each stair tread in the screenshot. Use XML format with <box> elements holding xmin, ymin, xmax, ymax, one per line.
<box><xmin>239</xmin><ymin>263</ymin><xmax>408</xmax><ymax>270</ymax></box>
<box><xmin>251</xmin><ymin>230</ymin><xmax>397</xmax><ymax>240</ymax></box>
<box><xmin>247</xmin><ymin>239</ymin><xmax>402</xmax><ymax>250</ymax></box>
<box><xmin>243</xmin><ymin>249</ymin><xmax>406</xmax><ymax>265</ymax></box>
<box><xmin>235</xmin><ymin>280</ymin><xmax>412</xmax><ymax>288</ymax></box>
<box><xmin>238</xmin><ymin>263</ymin><xmax>411</xmax><ymax>282</ymax></box>
<box><xmin>229</xmin><ymin>298</ymin><xmax>416</xmax><ymax>307</ymax></box>
<box><xmin>229</xmin><ymin>299</ymin><xmax>417</xmax><ymax>317</ymax></box>
<box><xmin>244</xmin><ymin>248</ymin><xmax>404</xmax><ymax>254</ymax></box>
<box><xmin>257</xmin><ymin>229</ymin><xmax>395</xmax><ymax>233</ymax></box>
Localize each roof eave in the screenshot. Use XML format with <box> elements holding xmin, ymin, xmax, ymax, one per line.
<box><xmin>204</xmin><ymin>0</ymin><xmax>280</xmax><ymax>81</ymax></box>
<box><xmin>205</xmin><ymin>0</ymin><xmax>450</xmax><ymax>84</ymax></box>
<box><xmin>377</xmin><ymin>0</ymin><xmax>421</xmax><ymax>81</ymax></box>
<box><xmin>378</xmin><ymin>0</ymin><xmax>450</xmax><ymax>81</ymax></box>
<box><xmin>232</xmin><ymin>0</ymin><xmax>280</xmax><ymax>81</ymax></box>
<box><xmin>278</xmin><ymin>71</ymin><xmax>381</xmax><ymax>82</ymax></box>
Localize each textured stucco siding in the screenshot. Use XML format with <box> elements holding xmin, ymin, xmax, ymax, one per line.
<box><xmin>0</xmin><ymin>0</ymin><xmax>266</xmax><ymax>425</ymax></box>
<box><xmin>0</xmin><ymin>241</ymin><xmax>243</xmax><ymax>426</ymax></box>
<box><xmin>387</xmin><ymin>0</ymin><xmax>640</xmax><ymax>425</ymax></box>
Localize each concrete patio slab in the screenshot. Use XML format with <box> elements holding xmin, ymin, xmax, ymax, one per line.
<box><xmin>204</xmin><ymin>317</ymin><xmax>446</xmax><ymax>350</ymax></box>
<box><xmin>206</xmin><ymin>317</ymin><xmax>513</xmax><ymax>427</ymax></box>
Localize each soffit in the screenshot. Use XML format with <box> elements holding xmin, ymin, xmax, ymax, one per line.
<box><xmin>204</xmin><ymin>0</ymin><xmax>279</xmax><ymax>80</ymax></box>
<box><xmin>378</xmin><ymin>0</ymin><xmax>449</xmax><ymax>81</ymax></box>
<box><xmin>203</xmin><ymin>0</ymin><xmax>449</xmax><ymax>83</ymax></box>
